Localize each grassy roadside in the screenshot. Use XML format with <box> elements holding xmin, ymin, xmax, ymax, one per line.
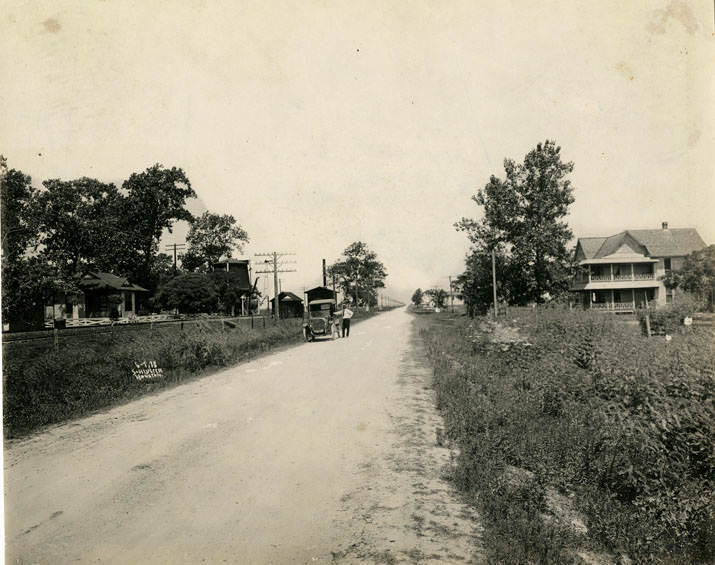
<box><xmin>3</xmin><ymin>307</ymin><xmax>394</xmax><ymax>439</ymax></box>
<box><xmin>415</xmin><ymin>308</ymin><xmax>713</xmax><ymax>564</ymax></box>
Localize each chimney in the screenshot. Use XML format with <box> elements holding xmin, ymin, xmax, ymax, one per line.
<box><xmin>662</xmin><ymin>222</ymin><xmax>669</xmax><ymax>230</ymax></box>
<box><xmin>322</xmin><ymin>259</ymin><xmax>327</xmax><ymax>286</ymax></box>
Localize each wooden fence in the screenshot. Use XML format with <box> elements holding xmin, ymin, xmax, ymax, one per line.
<box><xmin>2</xmin><ymin>315</ymin><xmax>282</xmax><ymax>356</ymax></box>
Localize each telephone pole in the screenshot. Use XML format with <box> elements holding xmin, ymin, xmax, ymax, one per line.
<box><xmin>255</xmin><ymin>252</ymin><xmax>296</xmax><ymax>319</ymax></box>
<box><xmin>165</xmin><ymin>243</ymin><xmax>186</xmax><ymax>274</ymax></box>
<box><xmin>492</xmin><ymin>248</ymin><xmax>498</xmax><ymax>318</ymax></box>
<box><xmin>444</xmin><ymin>274</ymin><xmax>461</xmax><ymax>313</ymax></box>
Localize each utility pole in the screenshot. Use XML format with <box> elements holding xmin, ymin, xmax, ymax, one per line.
<box><xmin>447</xmin><ymin>275</ymin><xmax>457</xmax><ymax>313</ymax></box>
<box><xmin>255</xmin><ymin>252</ymin><xmax>296</xmax><ymax>319</ymax></box>
<box><xmin>492</xmin><ymin>248</ymin><xmax>498</xmax><ymax>318</ymax></box>
<box><xmin>165</xmin><ymin>243</ymin><xmax>186</xmax><ymax>274</ymax></box>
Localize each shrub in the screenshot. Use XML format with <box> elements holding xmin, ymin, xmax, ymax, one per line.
<box><xmin>639</xmin><ymin>291</ymin><xmax>702</xmax><ymax>335</ymax></box>
<box><xmin>3</xmin><ymin>318</ymin><xmax>305</xmax><ymax>437</ymax></box>
<box><xmin>418</xmin><ymin>309</ymin><xmax>714</xmax><ymax>563</ymax></box>
<box><xmin>156</xmin><ymin>273</ymin><xmax>219</xmax><ymax>313</ymax></box>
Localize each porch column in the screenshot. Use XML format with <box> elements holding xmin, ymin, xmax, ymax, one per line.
<box><xmin>72</xmin><ymin>303</ymin><xmax>80</xmax><ymax>320</ymax></box>
<box><xmin>631</xmin><ymin>289</ymin><xmax>635</xmax><ymax>311</ymax></box>
<box><xmin>609</xmin><ymin>264</ymin><xmax>613</xmax><ymax>280</ymax></box>
<box><xmin>588</xmin><ymin>265</ymin><xmax>591</xmax><ymax>283</ymax></box>
<box><xmin>630</xmin><ymin>263</ymin><xmax>634</xmax><ymax>280</ymax></box>
<box><xmin>131</xmin><ymin>292</ymin><xmax>136</xmax><ymax>314</ymax></box>
<box><xmin>611</xmin><ymin>289</ymin><xmax>615</xmax><ymax>310</ymax></box>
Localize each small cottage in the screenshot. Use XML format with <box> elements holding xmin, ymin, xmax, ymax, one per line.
<box><xmin>271</xmin><ymin>291</ymin><xmax>304</xmax><ymax>318</ymax></box>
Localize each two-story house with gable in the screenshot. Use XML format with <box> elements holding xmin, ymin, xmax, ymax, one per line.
<box><xmin>570</xmin><ymin>223</ymin><xmax>706</xmax><ymax>311</ymax></box>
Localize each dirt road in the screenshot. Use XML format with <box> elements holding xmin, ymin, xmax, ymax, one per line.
<box><xmin>4</xmin><ymin>308</ymin><xmax>484</xmax><ymax>564</ymax></box>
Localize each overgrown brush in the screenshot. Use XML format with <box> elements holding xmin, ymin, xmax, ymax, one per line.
<box><xmin>3</xmin><ymin>319</ymin><xmax>303</xmax><ymax>438</ymax></box>
<box><xmin>419</xmin><ymin>309</ymin><xmax>714</xmax><ymax>563</ymax></box>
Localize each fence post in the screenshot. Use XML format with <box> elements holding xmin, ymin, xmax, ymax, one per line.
<box><xmin>251</xmin><ymin>316</ymin><xmax>254</xmax><ymax>329</ymax></box>
<box><xmin>643</xmin><ymin>295</ymin><xmax>652</xmax><ymax>338</ymax></box>
<box><xmin>263</xmin><ymin>316</ymin><xmax>266</xmax><ymax>329</ymax></box>
<box><xmin>53</xmin><ymin>328</ymin><xmax>59</xmax><ymax>352</ymax></box>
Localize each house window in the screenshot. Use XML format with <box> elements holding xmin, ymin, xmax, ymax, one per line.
<box><xmin>65</xmin><ymin>300</ymin><xmax>74</xmax><ymax>318</ymax></box>
<box><xmin>666</xmin><ymin>288</ymin><xmax>673</xmax><ymax>304</ymax></box>
<box><xmin>664</xmin><ymin>258</ymin><xmax>672</xmax><ymax>273</ymax></box>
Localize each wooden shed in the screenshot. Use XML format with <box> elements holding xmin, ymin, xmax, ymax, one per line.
<box><xmin>271</xmin><ymin>291</ymin><xmax>304</xmax><ymax>318</ymax></box>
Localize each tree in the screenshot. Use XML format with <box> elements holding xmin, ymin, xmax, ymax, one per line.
<box><xmin>662</xmin><ymin>245</ymin><xmax>715</xmax><ymax>311</ymax></box>
<box><xmin>209</xmin><ymin>271</ymin><xmax>247</xmax><ymax>316</ymax></box>
<box><xmin>149</xmin><ymin>252</ymin><xmax>176</xmax><ymax>288</ymax></box>
<box><xmin>456</xmin><ymin>140</ymin><xmax>575</xmax><ymax>305</ymax></box>
<box><xmin>157</xmin><ymin>273</ymin><xmax>219</xmax><ymax>314</ymax></box>
<box><xmin>457</xmin><ymin>247</ymin><xmax>503</xmax><ymax>316</ymax></box>
<box><xmin>1</xmin><ymin>163</ymin><xmax>73</xmax><ymax>328</ymax></box>
<box><xmin>122</xmin><ymin>164</ymin><xmax>196</xmax><ymax>287</ymax></box>
<box><xmin>32</xmin><ymin>177</ymin><xmax>127</xmax><ymax>281</ymax></box>
<box><xmin>411</xmin><ymin>288</ymin><xmax>423</xmax><ymax>306</ymax></box>
<box><xmin>425</xmin><ymin>287</ymin><xmax>448</xmax><ymax>309</ymax></box>
<box><xmin>328</xmin><ymin>241</ymin><xmax>387</xmax><ymax>309</ymax></box>
<box><xmin>181</xmin><ymin>211</ymin><xmax>249</xmax><ymax>272</ymax></box>
<box><xmin>1</xmin><ymin>163</ymin><xmax>36</xmax><ymax>261</ymax></box>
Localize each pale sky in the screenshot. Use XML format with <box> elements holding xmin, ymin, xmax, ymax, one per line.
<box><xmin>2</xmin><ymin>1</ymin><xmax>713</xmax><ymax>301</ymax></box>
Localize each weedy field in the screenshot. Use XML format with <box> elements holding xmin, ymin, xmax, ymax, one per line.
<box><xmin>3</xmin><ymin>309</ymin><xmax>386</xmax><ymax>438</ymax></box>
<box><xmin>416</xmin><ymin>308</ymin><xmax>713</xmax><ymax>564</ymax></box>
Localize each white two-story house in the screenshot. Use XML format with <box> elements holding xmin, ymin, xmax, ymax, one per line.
<box><xmin>570</xmin><ymin>223</ymin><xmax>706</xmax><ymax>311</ymax></box>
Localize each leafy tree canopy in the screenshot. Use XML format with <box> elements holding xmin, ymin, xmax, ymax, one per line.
<box><xmin>122</xmin><ymin>164</ymin><xmax>196</xmax><ymax>285</ymax></box>
<box><xmin>425</xmin><ymin>287</ymin><xmax>448</xmax><ymax>309</ymax></box>
<box><xmin>328</xmin><ymin>241</ymin><xmax>387</xmax><ymax>308</ymax></box>
<box><xmin>411</xmin><ymin>288</ymin><xmax>423</xmax><ymax>305</ymax></box>
<box><xmin>662</xmin><ymin>245</ymin><xmax>715</xmax><ymax>311</ymax></box>
<box><xmin>456</xmin><ymin>140</ymin><xmax>575</xmax><ymax>305</ymax></box>
<box><xmin>157</xmin><ymin>273</ymin><xmax>219</xmax><ymax>314</ymax></box>
<box><xmin>1</xmin><ymin>163</ymin><xmax>36</xmax><ymax>261</ymax></box>
<box><xmin>33</xmin><ymin>177</ymin><xmax>126</xmax><ymax>281</ymax></box>
<box><xmin>181</xmin><ymin>211</ymin><xmax>249</xmax><ymax>273</ymax></box>
<box><xmin>1</xmin><ymin>160</ymin><xmax>198</xmax><ymax>326</ymax></box>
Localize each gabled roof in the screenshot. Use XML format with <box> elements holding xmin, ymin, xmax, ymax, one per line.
<box><xmin>577</xmin><ymin>237</ymin><xmax>607</xmax><ymax>260</ymax></box>
<box><xmin>627</xmin><ymin>228</ymin><xmax>706</xmax><ymax>257</ymax></box>
<box><xmin>595</xmin><ymin>232</ymin><xmax>646</xmax><ymax>258</ymax></box>
<box><xmin>276</xmin><ymin>291</ymin><xmax>303</xmax><ymax>302</ymax></box>
<box><xmin>576</xmin><ymin>228</ymin><xmax>706</xmax><ymax>261</ymax></box>
<box><xmin>79</xmin><ymin>272</ymin><xmax>148</xmax><ymax>292</ymax></box>
<box><xmin>214</xmin><ymin>258</ymin><xmax>249</xmax><ymax>264</ymax></box>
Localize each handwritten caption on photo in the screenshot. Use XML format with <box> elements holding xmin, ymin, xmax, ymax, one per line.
<box><xmin>132</xmin><ymin>360</ymin><xmax>164</xmax><ymax>381</ymax></box>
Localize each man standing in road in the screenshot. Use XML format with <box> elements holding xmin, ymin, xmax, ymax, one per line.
<box><xmin>336</xmin><ymin>303</ymin><xmax>354</xmax><ymax>338</ymax></box>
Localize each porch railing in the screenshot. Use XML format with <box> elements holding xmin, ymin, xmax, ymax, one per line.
<box><xmin>590</xmin><ymin>302</ymin><xmax>636</xmax><ymax>310</ymax></box>
<box><xmin>574</xmin><ymin>272</ymin><xmax>655</xmax><ymax>283</ymax></box>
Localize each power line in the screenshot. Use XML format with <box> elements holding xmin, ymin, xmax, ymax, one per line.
<box><xmin>254</xmin><ymin>252</ymin><xmax>296</xmax><ymax>319</ymax></box>
<box><xmin>164</xmin><ymin>243</ymin><xmax>186</xmax><ymax>274</ymax></box>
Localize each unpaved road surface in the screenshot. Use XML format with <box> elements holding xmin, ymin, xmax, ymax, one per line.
<box><xmin>5</xmin><ymin>308</ymin><xmax>484</xmax><ymax>564</ymax></box>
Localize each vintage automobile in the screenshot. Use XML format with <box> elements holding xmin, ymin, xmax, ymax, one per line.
<box><xmin>303</xmin><ymin>298</ymin><xmax>339</xmax><ymax>342</ymax></box>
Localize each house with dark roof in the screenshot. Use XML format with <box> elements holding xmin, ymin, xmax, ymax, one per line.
<box><xmin>570</xmin><ymin>223</ymin><xmax>706</xmax><ymax>311</ymax></box>
<box><xmin>211</xmin><ymin>258</ymin><xmax>253</xmax><ymax>315</ymax></box>
<box><xmin>44</xmin><ymin>271</ymin><xmax>149</xmax><ymax>325</ymax></box>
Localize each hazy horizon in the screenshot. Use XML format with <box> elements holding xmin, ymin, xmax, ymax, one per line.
<box><xmin>2</xmin><ymin>1</ymin><xmax>713</xmax><ymax>302</ymax></box>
